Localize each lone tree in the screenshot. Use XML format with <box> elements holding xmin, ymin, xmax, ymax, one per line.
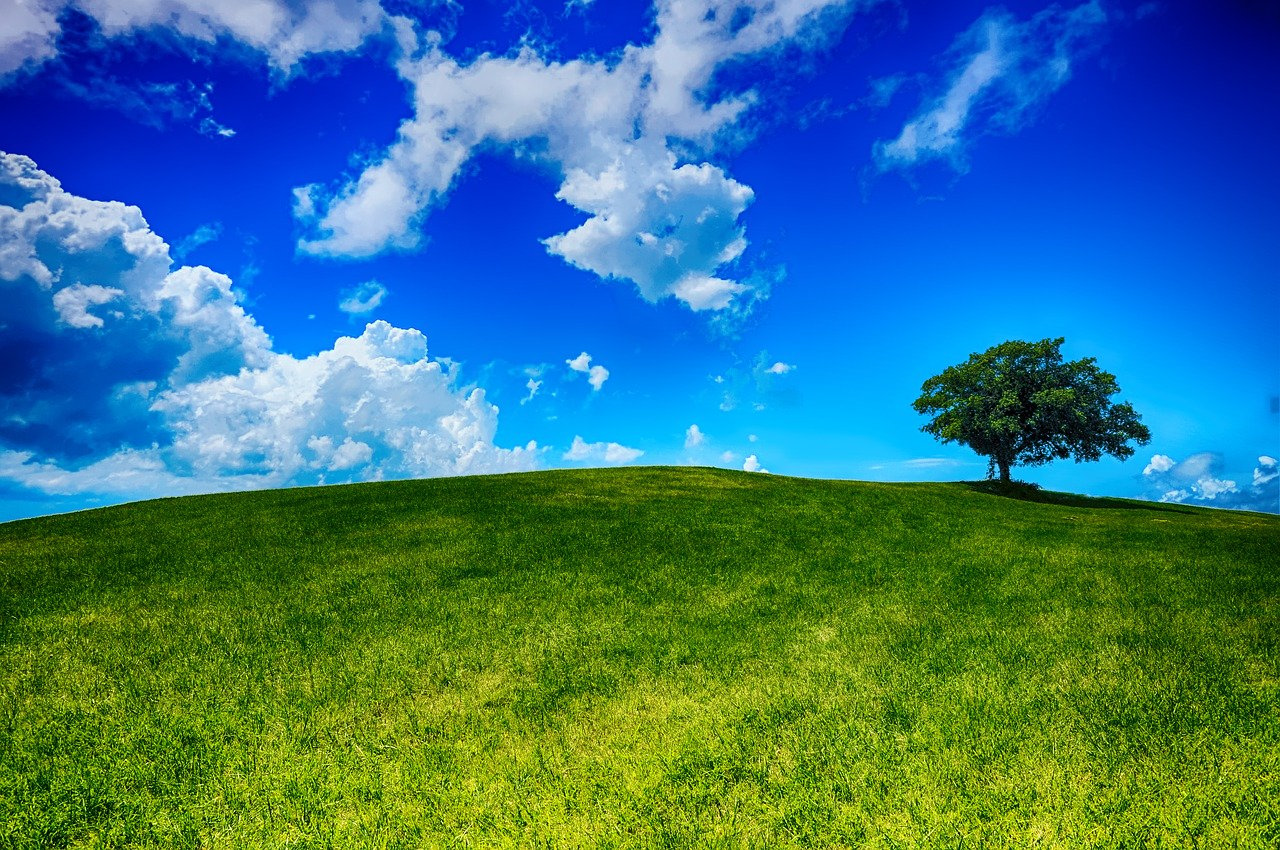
<box><xmin>912</xmin><ymin>337</ymin><xmax>1151</xmax><ymax>483</ymax></box>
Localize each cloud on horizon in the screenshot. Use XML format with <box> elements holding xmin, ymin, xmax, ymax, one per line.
<box><xmin>0</xmin><ymin>152</ymin><xmax>537</xmax><ymax>502</ymax></box>
<box><xmin>563</xmin><ymin>435</ymin><xmax>643</xmax><ymax>465</ymax></box>
<box><xmin>1141</xmin><ymin>452</ymin><xmax>1279</xmax><ymax>513</ymax></box>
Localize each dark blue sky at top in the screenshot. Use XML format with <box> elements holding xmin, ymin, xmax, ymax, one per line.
<box><xmin>0</xmin><ymin>0</ymin><xmax>1276</xmax><ymax>520</ymax></box>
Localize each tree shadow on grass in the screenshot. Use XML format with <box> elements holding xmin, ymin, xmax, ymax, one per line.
<box><xmin>961</xmin><ymin>480</ymin><xmax>1197</xmax><ymax>514</ymax></box>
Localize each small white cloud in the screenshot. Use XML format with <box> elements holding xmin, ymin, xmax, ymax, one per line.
<box><xmin>743</xmin><ymin>454</ymin><xmax>768</xmax><ymax>473</ymax></box>
<box><xmin>200</xmin><ymin>118</ymin><xmax>236</xmax><ymax>138</ymax></box>
<box><xmin>685</xmin><ymin>424</ymin><xmax>704</xmax><ymax>449</ymax></box>
<box><xmin>52</xmin><ymin>284</ymin><xmax>125</xmax><ymax>329</ymax></box>
<box><xmin>748</xmin><ymin>434</ymin><xmax>758</xmax><ymax>443</ymax></box>
<box><xmin>766</xmin><ymin>361</ymin><xmax>794</xmax><ymax>375</ymax></box>
<box><xmin>1194</xmin><ymin>477</ymin><xmax>1238</xmax><ymax>500</ymax></box>
<box><xmin>520</xmin><ymin>378</ymin><xmax>542</xmax><ymax>405</ymax></box>
<box><xmin>563</xmin><ymin>435</ymin><xmax>642</xmax><ymax>465</ymax></box>
<box><xmin>338</xmin><ymin>280</ymin><xmax>388</xmax><ymax>316</ymax></box>
<box><xmin>1143</xmin><ymin>454</ymin><xmax>1176</xmax><ymax>476</ymax></box>
<box><xmin>1255</xmin><ymin>456</ymin><xmax>1278</xmax><ymax>487</ymax></box>
<box><xmin>720</xmin><ymin>450</ymin><xmax>737</xmax><ymax>463</ymax></box>
<box><xmin>566</xmin><ymin>351</ymin><xmax>609</xmax><ymax>391</ymax></box>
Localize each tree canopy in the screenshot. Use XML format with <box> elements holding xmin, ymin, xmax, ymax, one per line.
<box><xmin>912</xmin><ymin>338</ymin><xmax>1151</xmax><ymax>483</ymax></box>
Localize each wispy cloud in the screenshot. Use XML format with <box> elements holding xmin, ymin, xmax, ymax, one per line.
<box><xmin>566</xmin><ymin>351</ymin><xmax>609</xmax><ymax>391</ymax></box>
<box><xmin>338</xmin><ymin>280</ymin><xmax>389</xmax><ymax>316</ymax></box>
<box><xmin>174</xmin><ymin>222</ymin><xmax>222</xmax><ymax>259</ymax></box>
<box><xmin>874</xmin><ymin>1</ymin><xmax>1106</xmax><ymax>175</ymax></box>
<box><xmin>868</xmin><ymin>457</ymin><xmax>970</xmax><ymax>471</ymax></box>
<box><xmin>1</xmin><ymin>1</ymin><xmax>387</xmax><ymax>75</ymax></box>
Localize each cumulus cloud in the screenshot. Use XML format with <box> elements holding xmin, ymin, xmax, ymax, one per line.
<box><xmin>295</xmin><ymin>0</ymin><xmax>864</xmax><ymax>312</ymax></box>
<box><xmin>766</xmin><ymin>361</ymin><xmax>794</xmax><ymax>374</ymax></box>
<box><xmin>563</xmin><ymin>435</ymin><xmax>643</xmax><ymax>465</ymax></box>
<box><xmin>0</xmin><ymin>152</ymin><xmax>537</xmax><ymax>501</ymax></box>
<box><xmin>743</xmin><ymin>453</ymin><xmax>768</xmax><ymax>473</ymax></box>
<box><xmin>1</xmin><ymin>0</ymin><xmax>388</xmax><ymax>75</ymax></box>
<box><xmin>566</xmin><ymin>351</ymin><xmax>609</xmax><ymax>391</ymax></box>
<box><xmin>1141</xmin><ymin>451</ymin><xmax>1279</xmax><ymax>513</ymax></box>
<box><xmin>874</xmin><ymin>1</ymin><xmax>1106</xmax><ymax>174</ymax></box>
<box><xmin>338</xmin><ymin>280</ymin><xmax>388</xmax><ymax>315</ymax></box>
<box><xmin>685</xmin><ymin>423</ymin><xmax>705</xmax><ymax>449</ymax></box>
<box><xmin>154</xmin><ymin>321</ymin><xmax>538</xmax><ymax>486</ymax></box>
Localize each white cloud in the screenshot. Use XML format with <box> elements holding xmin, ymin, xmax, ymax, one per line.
<box><xmin>51</xmin><ymin>283</ymin><xmax>125</xmax><ymax>328</ymax></box>
<box><xmin>154</xmin><ymin>320</ymin><xmax>539</xmax><ymax>485</ymax></box>
<box><xmin>685</xmin><ymin>424</ymin><xmax>704</xmax><ymax>449</ymax></box>
<box><xmin>743</xmin><ymin>453</ymin><xmax>768</xmax><ymax>473</ymax></box>
<box><xmin>0</xmin><ymin>0</ymin><xmax>60</xmax><ymax>75</ymax></box>
<box><xmin>338</xmin><ymin>280</ymin><xmax>388</xmax><ymax>315</ymax></box>
<box><xmin>720</xmin><ymin>450</ymin><xmax>737</xmax><ymax>463</ymax></box>
<box><xmin>874</xmin><ymin>1</ymin><xmax>1106</xmax><ymax>174</ymax></box>
<box><xmin>520</xmin><ymin>378</ymin><xmax>542</xmax><ymax>405</ymax></box>
<box><xmin>2</xmin><ymin>0</ymin><xmax>389</xmax><ymax>75</ymax></box>
<box><xmin>766</xmin><ymin>361</ymin><xmax>794</xmax><ymax>374</ymax></box>
<box><xmin>295</xmin><ymin>0</ymin><xmax>863</xmax><ymax>312</ymax></box>
<box><xmin>1141</xmin><ymin>451</ymin><xmax>1278</xmax><ymax>513</ymax></box>
<box><xmin>747</xmin><ymin>434</ymin><xmax>757</xmax><ymax>442</ymax></box>
<box><xmin>566</xmin><ymin>351</ymin><xmax>609</xmax><ymax>391</ymax></box>
<box><xmin>563</xmin><ymin>435</ymin><xmax>643</xmax><ymax>465</ymax></box>
<box><xmin>0</xmin><ymin>152</ymin><xmax>538</xmax><ymax>501</ymax></box>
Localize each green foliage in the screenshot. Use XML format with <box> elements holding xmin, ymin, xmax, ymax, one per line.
<box><xmin>1</xmin><ymin>468</ymin><xmax>1277</xmax><ymax>848</ymax></box>
<box><xmin>913</xmin><ymin>337</ymin><xmax>1151</xmax><ymax>481</ymax></box>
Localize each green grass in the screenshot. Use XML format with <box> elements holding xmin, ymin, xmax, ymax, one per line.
<box><xmin>1</xmin><ymin>467</ymin><xmax>1277</xmax><ymax>848</ymax></box>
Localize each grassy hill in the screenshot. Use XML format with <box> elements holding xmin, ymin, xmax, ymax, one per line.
<box><xmin>2</xmin><ymin>467</ymin><xmax>1277</xmax><ymax>848</ymax></box>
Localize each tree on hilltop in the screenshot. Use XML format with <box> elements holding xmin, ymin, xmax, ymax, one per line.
<box><xmin>912</xmin><ymin>337</ymin><xmax>1151</xmax><ymax>483</ymax></box>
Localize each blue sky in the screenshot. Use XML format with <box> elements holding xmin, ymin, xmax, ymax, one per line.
<box><xmin>1</xmin><ymin>0</ymin><xmax>1277</xmax><ymax>521</ymax></box>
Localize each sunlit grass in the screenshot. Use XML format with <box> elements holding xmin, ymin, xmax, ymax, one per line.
<box><xmin>1</xmin><ymin>467</ymin><xmax>1277</xmax><ymax>847</ymax></box>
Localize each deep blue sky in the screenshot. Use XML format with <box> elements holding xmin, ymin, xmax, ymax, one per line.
<box><xmin>1</xmin><ymin>0</ymin><xmax>1277</xmax><ymax>520</ymax></box>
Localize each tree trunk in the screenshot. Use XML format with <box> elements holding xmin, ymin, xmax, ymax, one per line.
<box><xmin>998</xmin><ymin>458</ymin><xmax>1011</xmax><ymax>483</ymax></box>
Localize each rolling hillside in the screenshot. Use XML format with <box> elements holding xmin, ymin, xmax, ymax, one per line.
<box><xmin>2</xmin><ymin>468</ymin><xmax>1277</xmax><ymax>848</ymax></box>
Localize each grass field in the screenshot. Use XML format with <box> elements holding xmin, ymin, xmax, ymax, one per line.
<box><xmin>1</xmin><ymin>467</ymin><xmax>1277</xmax><ymax>848</ymax></box>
